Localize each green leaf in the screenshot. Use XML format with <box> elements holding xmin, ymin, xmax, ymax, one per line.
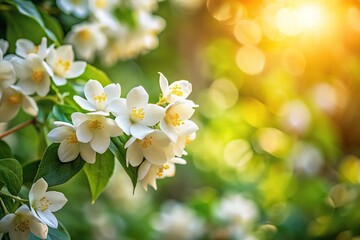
<box><xmin>5</xmin><ymin>0</ymin><xmax>59</xmax><ymax>44</ymax></box>
<box><xmin>22</xmin><ymin>160</ymin><xmax>41</xmax><ymax>185</ymax></box>
<box><xmin>35</xmin><ymin>144</ymin><xmax>85</xmax><ymax>187</ymax></box>
<box><xmin>0</xmin><ymin>140</ymin><xmax>13</xmax><ymax>159</ymax></box>
<box><xmin>110</xmin><ymin>137</ymin><xmax>138</xmax><ymax>190</ymax></box>
<box><xmin>83</xmin><ymin>149</ymin><xmax>115</xmax><ymax>203</ymax></box>
<box><xmin>0</xmin><ymin>158</ymin><xmax>23</xmax><ymax>195</ymax></box>
<box><xmin>40</xmin><ymin>12</ymin><xmax>64</xmax><ymax>43</ymax></box>
<box><xmin>52</xmin><ymin>104</ymin><xmax>77</xmax><ymax>123</ymax></box>
<box><xmin>75</xmin><ymin>64</ymin><xmax>112</xmax><ymax>86</ymax></box>
<box><xmin>30</xmin><ymin>222</ymin><xmax>71</xmax><ymax>240</ymax></box>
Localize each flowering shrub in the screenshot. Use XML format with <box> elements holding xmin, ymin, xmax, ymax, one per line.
<box><xmin>0</xmin><ymin>0</ymin><xmax>197</xmax><ymax>239</ymax></box>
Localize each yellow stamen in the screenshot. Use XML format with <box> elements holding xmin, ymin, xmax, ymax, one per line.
<box><xmin>165</xmin><ymin>113</ymin><xmax>183</xmax><ymax>127</ymax></box>
<box><xmin>31</xmin><ymin>69</ymin><xmax>45</xmax><ymax>83</ymax></box>
<box><xmin>14</xmin><ymin>217</ymin><xmax>30</xmax><ymax>232</ymax></box>
<box><xmin>30</xmin><ymin>45</ymin><xmax>39</xmax><ymax>54</ymax></box>
<box><xmin>55</xmin><ymin>58</ymin><xmax>71</xmax><ymax>76</ymax></box>
<box><xmin>157</xmin><ymin>164</ymin><xmax>170</xmax><ymax>177</ymax></box>
<box><xmin>95</xmin><ymin>0</ymin><xmax>106</xmax><ymax>8</ymax></box>
<box><xmin>78</xmin><ymin>29</ymin><xmax>91</xmax><ymax>42</ymax></box>
<box><xmin>170</xmin><ymin>84</ymin><xmax>183</xmax><ymax>96</ymax></box>
<box><xmin>137</xmin><ymin>136</ymin><xmax>152</xmax><ymax>148</ymax></box>
<box><xmin>93</xmin><ymin>93</ymin><xmax>107</xmax><ymax>103</ymax></box>
<box><xmin>88</xmin><ymin>120</ymin><xmax>104</xmax><ymax>130</ymax></box>
<box><xmin>131</xmin><ymin>107</ymin><xmax>145</xmax><ymax>122</ymax></box>
<box><xmin>66</xmin><ymin>133</ymin><xmax>78</xmax><ymax>144</ymax></box>
<box><xmin>33</xmin><ymin>196</ymin><xmax>52</xmax><ymax>212</ymax></box>
<box><xmin>7</xmin><ymin>93</ymin><xmax>22</xmax><ymax>105</ymax></box>
<box><xmin>185</xmin><ymin>135</ymin><xmax>192</xmax><ymax>146</ymax></box>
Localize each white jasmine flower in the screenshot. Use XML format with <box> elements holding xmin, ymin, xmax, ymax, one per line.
<box><xmin>46</xmin><ymin>45</ymin><xmax>86</xmax><ymax>86</ymax></box>
<box><xmin>74</xmin><ymin>79</ymin><xmax>120</xmax><ymax>113</ymax></box>
<box><xmin>29</xmin><ymin>178</ymin><xmax>68</xmax><ymax>228</ymax></box>
<box><xmin>125</xmin><ymin>130</ymin><xmax>171</xmax><ymax>167</ymax></box>
<box><xmin>66</xmin><ymin>22</ymin><xmax>107</xmax><ymax>61</ymax></box>
<box><xmin>89</xmin><ymin>0</ymin><xmax>118</xmax><ymax>13</ymax></box>
<box><xmin>159</xmin><ymin>72</ymin><xmax>192</xmax><ymax>104</ymax></box>
<box><xmin>0</xmin><ymin>86</ymin><xmax>38</xmax><ymax>122</ymax></box>
<box><xmin>72</xmin><ymin>112</ymin><xmax>122</xmax><ymax>153</ymax></box>
<box><xmin>130</xmin><ymin>0</ymin><xmax>158</xmax><ymax>11</ymax></box>
<box><xmin>0</xmin><ymin>41</ymin><xmax>16</xmax><ymax>96</ymax></box>
<box><xmin>57</xmin><ymin>0</ymin><xmax>88</xmax><ymax>18</ymax></box>
<box><xmin>171</xmin><ymin>131</ymin><xmax>197</xmax><ymax>158</ymax></box>
<box><xmin>160</xmin><ymin>101</ymin><xmax>198</xmax><ymax>142</ymax></box>
<box><xmin>214</xmin><ymin>193</ymin><xmax>258</xmax><ymax>226</ymax></box>
<box><xmin>11</xmin><ymin>54</ymin><xmax>51</xmax><ymax>96</ymax></box>
<box><xmin>0</xmin><ymin>204</ymin><xmax>48</xmax><ymax>240</ymax></box>
<box><xmin>152</xmin><ymin>201</ymin><xmax>205</xmax><ymax>240</ymax></box>
<box><xmin>15</xmin><ymin>37</ymin><xmax>48</xmax><ymax>60</ymax></box>
<box><xmin>112</xmin><ymin>86</ymin><xmax>165</xmax><ymax>139</ymax></box>
<box><xmin>47</xmin><ymin>121</ymin><xmax>97</xmax><ymax>163</ymax></box>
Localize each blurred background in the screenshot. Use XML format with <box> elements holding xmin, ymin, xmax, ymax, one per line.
<box><xmin>5</xmin><ymin>0</ymin><xmax>360</xmax><ymax>239</ymax></box>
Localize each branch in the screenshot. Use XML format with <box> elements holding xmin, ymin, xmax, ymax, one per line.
<box><xmin>0</xmin><ymin>119</ymin><xmax>36</xmax><ymax>139</ymax></box>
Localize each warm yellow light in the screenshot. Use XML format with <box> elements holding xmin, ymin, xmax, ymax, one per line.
<box><xmin>296</xmin><ymin>3</ymin><xmax>325</xmax><ymax>30</ymax></box>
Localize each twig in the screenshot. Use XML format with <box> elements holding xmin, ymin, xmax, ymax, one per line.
<box><xmin>0</xmin><ymin>119</ymin><xmax>36</xmax><ymax>139</ymax></box>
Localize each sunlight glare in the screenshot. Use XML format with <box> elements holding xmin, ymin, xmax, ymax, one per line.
<box><xmin>297</xmin><ymin>3</ymin><xmax>325</xmax><ymax>30</ymax></box>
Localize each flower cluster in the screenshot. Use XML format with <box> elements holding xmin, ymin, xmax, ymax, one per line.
<box><xmin>48</xmin><ymin>73</ymin><xmax>198</xmax><ymax>190</ymax></box>
<box><xmin>0</xmin><ymin>178</ymin><xmax>67</xmax><ymax>239</ymax></box>
<box><xmin>0</xmin><ymin>38</ymin><xmax>86</xmax><ymax>122</ymax></box>
<box><xmin>60</xmin><ymin>0</ymin><xmax>165</xmax><ymax>65</ymax></box>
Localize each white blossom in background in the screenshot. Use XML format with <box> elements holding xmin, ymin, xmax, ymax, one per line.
<box><xmin>88</xmin><ymin>0</ymin><xmax>118</xmax><ymax>13</ymax></box>
<box><xmin>214</xmin><ymin>193</ymin><xmax>259</xmax><ymax>226</ymax></box>
<box><xmin>0</xmin><ymin>40</ymin><xmax>16</xmax><ymax>96</ymax></box>
<box><xmin>171</xmin><ymin>131</ymin><xmax>196</xmax><ymax>158</ymax></box>
<box><xmin>152</xmin><ymin>201</ymin><xmax>205</xmax><ymax>240</ymax></box>
<box><xmin>129</xmin><ymin>0</ymin><xmax>159</xmax><ymax>11</ymax></box>
<box><xmin>0</xmin><ymin>204</ymin><xmax>48</xmax><ymax>240</ymax></box>
<box><xmin>74</xmin><ymin>79</ymin><xmax>120</xmax><ymax>114</ymax></box>
<box><xmin>15</xmin><ymin>37</ymin><xmax>49</xmax><ymax>60</ymax></box>
<box><xmin>159</xmin><ymin>72</ymin><xmax>192</xmax><ymax>104</ymax></box>
<box><xmin>290</xmin><ymin>142</ymin><xmax>324</xmax><ymax>176</ymax></box>
<box><xmin>280</xmin><ymin>99</ymin><xmax>312</xmax><ymax>134</ymax></box>
<box><xmin>72</xmin><ymin>112</ymin><xmax>122</xmax><ymax>154</ymax></box>
<box><xmin>29</xmin><ymin>178</ymin><xmax>68</xmax><ymax>228</ymax></box>
<box><xmin>111</xmin><ymin>86</ymin><xmax>165</xmax><ymax>139</ymax></box>
<box><xmin>12</xmin><ymin>54</ymin><xmax>51</xmax><ymax>96</ymax></box>
<box><xmin>46</xmin><ymin>45</ymin><xmax>86</xmax><ymax>86</ymax></box>
<box><xmin>160</xmin><ymin>101</ymin><xmax>198</xmax><ymax>142</ymax></box>
<box><xmin>57</xmin><ymin>0</ymin><xmax>89</xmax><ymax>18</ymax></box>
<box><xmin>125</xmin><ymin>130</ymin><xmax>171</xmax><ymax>167</ymax></box>
<box><xmin>47</xmin><ymin>121</ymin><xmax>97</xmax><ymax>163</ymax></box>
<box><xmin>66</xmin><ymin>22</ymin><xmax>107</xmax><ymax>61</ymax></box>
<box><xmin>0</xmin><ymin>86</ymin><xmax>38</xmax><ymax>122</ymax></box>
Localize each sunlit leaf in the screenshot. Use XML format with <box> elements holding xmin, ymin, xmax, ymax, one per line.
<box><xmin>83</xmin><ymin>149</ymin><xmax>115</xmax><ymax>203</ymax></box>
<box><xmin>75</xmin><ymin>64</ymin><xmax>112</xmax><ymax>86</ymax></box>
<box><xmin>0</xmin><ymin>158</ymin><xmax>23</xmax><ymax>195</ymax></box>
<box><xmin>35</xmin><ymin>144</ymin><xmax>85</xmax><ymax>186</ymax></box>
<box><xmin>5</xmin><ymin>0</ymin><xmax>59</xmax><ymax>44</ymax></box>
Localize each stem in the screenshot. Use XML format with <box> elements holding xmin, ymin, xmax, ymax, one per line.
<box><xmin>0</xmin><ymin>192</ymin><xmax>28</xmax><ymax>203</ymax></box>
<box><xmin>0</xmin><ymin>119</ymin><xmax>36</xmax><ymax>139</ymax></box>
<box><xmin>0</xmin><ymin>198</ymin><xmax>8</xmax><ymax>214</ymax></box>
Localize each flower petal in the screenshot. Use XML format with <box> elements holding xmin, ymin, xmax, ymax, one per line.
<box><xmin>56</xmin><ymin>45</ymin><xmax>74</xmax><ymax>61</ymax></box>
<box><xmin>126</xmin><ymin>144</ymin><xmax>143</xmax><ymax>167</ymax></box>
<box><xmin>143</xmin><ymin>146</ymin><xmax>168</xmax><ymax>165</ymax></box>
<box><xmin>36</xmin><ymin>210</ymin><xmax>58</xmax><ymax>228</ymax></box>
<box><xmin>138</xmin><ymin>161</ymin><xmax>151</xmax><ymax>180</ymax></box>
<box><xmin>66</xmin><ymin>61</ymin><xmax>86</xmax><ymax>78</ymax></box>
<box><xmin>130</xmin><ymin>124</ymin><xmax>154</xmax><ymax>140</ymax></box>
<box><xmin>22</xmin><ymin>95</ymin><xmax>39</xmax><ymax>117</ymax></box>
<box><xmin>108</xmin><ymin>98</ymin><xmax>127</xmax><ymax>116</ymax></box>
<box><xmin>29</xmin><ymin>178</ymin><xmax>48</xmax><ymax>205</ymax></box>
<box><xmin>90</xmin><ymin>131</ymin><xmax>109</xmax><ymax>153</ymax></box>
<box><xmin>73</xmin><ymin>96</ymin><xmax>97</xmax><ymax>111</ymax></box>
<box><xmin>52</xmin><ymin>75</ymin><xmax>67</xmax><ymax>86</ymax></box>
<box><xmin>44</xmin><ymin>191</ymin><xmax>68</xmax><ymax>212</ymax></box>
<box><xmin>47</xmin><ymin>125</ymin><xmax>73</xmax><ymax>142</ymax></box>
<box><xmin>104</xmin><ymin>83</ymin><xmax>121</xmax><ymax>101</ymax></box>
<box><xmin>0</xmin><ymin>213</ymin><xmax>15</xmax><ymax>232</ymax></box>
<box><xmin>28</xmin><ymin>213</ymin><xmax>48</xmax><ymax>239</ymax></box>
<box><xmin>80</xmin><ymin>143</ymin><xmax>96</xmax><ymax>164</ymax></box>
<box><xmin>84</xmin><ymin>79</ymin><xmax>103</xmax><ymax>104</ymax></box>
<box><xmin>160</xmin><ymin>120</ymin><xmax>178</xmax><ymax>143</ymax></box>
<box><xmin>58</xmin><ymin>140</ymin><xmax>80</xmax><ymax>162</ymax></box>
<box><xmin>0</xmin><ymin>100</ymin><xmax>20</xmax><ymax>122</ymax></box>
<box><xmin>142</xmin><ymin>104</ymin><xmax>165</xmax><ymax>126</ymax></box>
<box><xmin>104</xmin><ymin>118</ymin><xmax>123</xmax><ymax>137</ymax></box>
<box><xmin>126</xmin><ymin>86</ymin><xmax>148</xmax><ymax>110</ymax></box>
<box><xmin>115</xmin><ymin>116</ymin><xmax>132</xmax><ymax>135</ymax></box>
<box><xmin>15</xmin><ymin>39</ymin><xmax>34</xmax><ymax>58</ymax></box>
<box><xmin>159</xmin><ymin>72</ymin><xmax>169</xmax><ymax>95</ymax></box>
<box><xmin>124</xmin><ymin>137</ymin><xmax>136</xmax><ymax>149</ymax></box>
<box><xmin>71</xmin><ymin>112</ymin><xmax>88</xmax><ymax>127</ymax></box>
<box><xmin>76</xmin><ymin>121</ymin><xmax>93</xmax><ymax>143</ymax></box>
